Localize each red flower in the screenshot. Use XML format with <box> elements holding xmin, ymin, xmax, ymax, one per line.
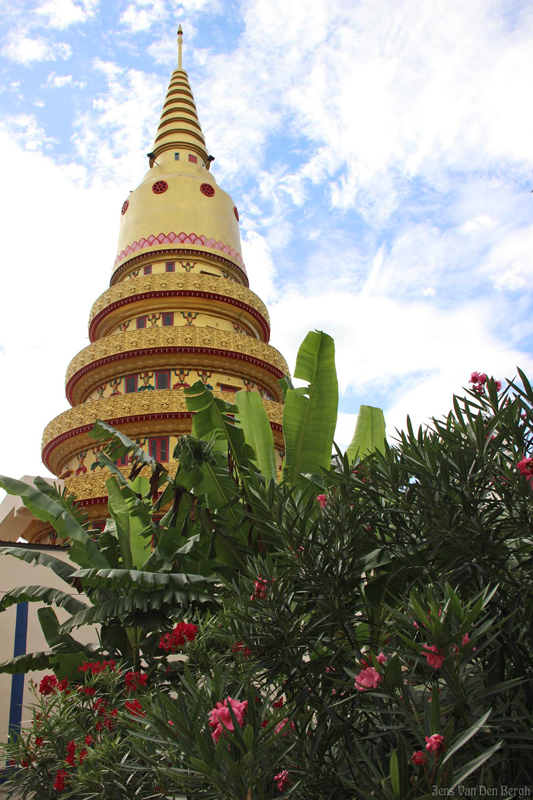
<box><xmin>39</xmin><ymin>675</ymin><xmax>58</xmax><ymax>696</ymax></box>
<box><xmin>77</xmin><ymin>660</ymin><xmax>116</xmax><ymax>675</ymax></box>
<box><xmin>78</xmin><ymin>686</ymin><xmax>96</xmax><ymax>696</ymax></box>
<box><xmin>35</xmin><ymin>736</ymin><xmax>43</xmax><ymax>747</ymax></box>
<box><xmin>53</xmin><ymin>768</ymin><xmax>68</xmax><ymax>791</ymax></box>
<box><xmin>251</xmin><ymin>576</ymin><xmax>268</xmax><ymax>601</ymax></box>
<box><xmin>125</xmin><ymin>699</ymin><xmax>145</xmax><ymax>717</ymax></box>
<box><xmin>78</xmin><ymin>749</ymin><xmax>88</xmax><ymax>765</ymax></box>
<box><xmin>411</xmin><ymin>750</ymin><xmax>427</xmax><ymax>765</ymax></box>
<box><xmin>84</xmin><ymin>734</ymin><xmax>94</xmax><ymax>746</ymax></box>
<box><xmin>316</xmin><ymin>494</ymin><xmax>327</xmax><ymax>509</ymax></box>
<box><xmin>354</xmin><ymin>666</ymin><xmax>382</xmax><ymax>691</ymax></box>
<box><xmin>425</xmin><ymin>733</ymin><xmax>445</xmax><ymax>753</ymax></box>
<box><xmin>208</xmin><ymin>697</ymin><xmax>247</xmax><ymax>742</ymax></box>
<box><xmin>124</xmin><ymin>671</ymin><xmax>148</xmax><ymax>692</ymax></box>
<box><xmin>273</xmin><ymin>697</ymin><xmax>284</xmax><ymax>709</ymax></box>
<box><xmin>159</xmin><ymin>622</ymin><xmax>198</xmax><ymax>653</ymax></box>
<box><xmin>275</xmin><ymin>770</ymin><xmax>292</xmax><ymax>791</ymax></box>
<box><xmin>57</xmin><ymin>679</ymin><xmax>69</xmax><ymax>694</ymax></box>
<box><xmin>422</xmin><ymin>644</ymin><xmax>446</xmax><ymax>669</ymax></box>
<box><xmin>231</xmin><ymin>641</ymin><xmax>252</xmax><ymax>658</ymax></box>
<box><xmin>65</xmin><ymin>740</ymin><xmax>76</xmax><ymax>766</ymax></box>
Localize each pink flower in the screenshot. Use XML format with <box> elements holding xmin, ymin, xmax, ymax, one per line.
<box><xmin>275</xmin><ymin>770</ymin><xmax>292</xmax><ymax>791</ymax></box>
<box><xmin>354</xmin><ymin>666</ymin><xmax>382</xmax><ymax>691</ymax></box>
<box><xmin>208</xmin><ymin>697</ymin><xmax>247</xmax><ymax>742</ymax></box>
<box><xmin>517</xmin><ymin>457</ymin><xmax>533</xmax><ymax>480</ymax></box>
<box><xmin>425</xmin><ymin>733</ymin><xmax>445</xmax><ymax>753</ymax></box>
<box><xmin>422</xmin><ymin>644</ymin><xmax>446</xmax><ymax>669</ymax></box>
<box><xmin>251</xmin><ymin>576</ymin><xmax>268</xmax><ymax>601</ymax></box>
<box><xmin>376</xmin><ymin>652</ymin><xmax>388</xmax><ymax>665</ymax></box>
<box><xmin>274</xmin><ymin>717</ymin><xmax>295</xmax><ymax>736</ymax></box>
<box><xmin>411</xmin><ymin>750</ymin><xmax>427</xmax><ymax>765</ymax></box>
<box><xmin>316</xmin><ymin>494</ymin><xmax>327</xmax><ymax>508</ymax></box>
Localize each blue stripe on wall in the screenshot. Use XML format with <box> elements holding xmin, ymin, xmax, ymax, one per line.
<box><xmin>8</xmin><ymin>601</ymin><xmax>28</xmax><ymax>740</ymax></box>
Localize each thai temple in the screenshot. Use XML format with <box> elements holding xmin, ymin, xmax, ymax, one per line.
<box><xmin>22</xmin><ymin>27</ymin><xmax>288</xmax><ymax>544</ymax></box>
<box><xmin>0</xmin><ymin>28</ymin><xmax>288</xmax><ymax>741</ymax></box>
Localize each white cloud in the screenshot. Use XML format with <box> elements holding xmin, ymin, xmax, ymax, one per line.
<box><xmin>35</xmin><ymin>0</ymin><xmax>99</xmax><ymax>29</ymax></box>
<box><xmin>120</xmin><ymin>0</ymin><xmax>166</xmax><ymax>33</ymax></box>
<box><xmin>0</xmin><ymin>128</ymin><xmax>121</xmax><ymax>481</ymax></box>
<box><xmin>2</xmin><ymin>32</ymin><xmax>72</xmax><ymax>65</ymax></box>
<box><xmin>46</xmin><ymin>71</ymin><xmax>73</xmax><ymax>87</ymax></box>
<box><xmin>72</xmin><ymin>60</ymin><xmax>164</xmax><ymax>185</ymax></box>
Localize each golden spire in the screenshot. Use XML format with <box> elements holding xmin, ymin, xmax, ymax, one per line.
<box><xmin>177</xmin><ymin>25</ymin><xmax>183</xmax><ymax>70</ymax></box>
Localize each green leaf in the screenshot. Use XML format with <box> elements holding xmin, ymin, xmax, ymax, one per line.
<box><xmin>0</xmin><ymin>546</ymin><xmax>78</xmax><ymax>585</ymax></box>
<box><xmin>0</xmin><ymin>650</ymin><xmax>54</xmax><ymax>674</ymax></box>
<box><xmin>346</xmin><ymin>405</ymin><xmax>386</xmax><ymax>461</ymax></box>
<box><xmin>234</xmin><ymin>390</ymin><xmax>277</xmax><ymax>479</ymax></box>
<box><xmin>389</xmin><ymin>750</ymin><xmax>400</xmax><ymax>799</ymax></box>
<box><xmin>106</xmin><ymin>478</ymin><xmax>133</xmax><ymax>569</ymax></box>
<box><xmin>38</xmin><ymin>607</ymin><xmax>89</xmax><ymax>655</ymax></box>
<box><xmin>282</xmin><ymin>330</ymin><xmax>338</xmax><ymax>487</ymax></box>
<box><xmin>441</xmin><ymin>709</ymin><xmax>492</xmax><ymax>764</ymax></box>
<box><xmin>0</xmin><ymin>477</ymin><xmax>108</xmax><ymax>569</ymax></box>
<box><xmin>450</xmin><ymin>741</ymin><xmax>502</xmax><ymax>788</ymax></box>
<box><xmin>0</xmin><ymin>585</ymin><xmax>87</xmax><ymax>616</ymax></box>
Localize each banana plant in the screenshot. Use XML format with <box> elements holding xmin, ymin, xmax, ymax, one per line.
<box><xmin>0</xmin><ymin>461</ymin><xmax>216</xmax><ymax>676</ymax></box>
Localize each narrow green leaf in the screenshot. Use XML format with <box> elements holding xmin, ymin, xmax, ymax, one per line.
<box><xmin>441</xmin><ymin>709</ymin><xmax>492</xmax><ymax>764</ymax></box>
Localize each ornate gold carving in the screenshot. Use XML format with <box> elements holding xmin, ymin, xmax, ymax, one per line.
<box><xmin>64</xmin><ymin>465</ymin><xmax>178</xmax><ymax>502</ymax></box>
<box><xmin>42</xmin><ymin>391</ymin><xmax>284</xmax><ymax>470</ymax></box>
<box><xmin>66</xmin><ymin>328</ymin><xmax>289</xmax><ymax>387</ymax></box>
<box><xmin>89</xmin><ymin>273</ymin><xmax>270</xmax><ymax>327</ymax></box>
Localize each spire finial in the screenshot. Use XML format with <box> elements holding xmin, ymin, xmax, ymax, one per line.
<box><xmin>177</xmin><ymin>25</ymin><xmax>183</xmax><ymax>70</ymax></box>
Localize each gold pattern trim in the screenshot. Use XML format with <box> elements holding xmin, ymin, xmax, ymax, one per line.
<box><xmin>64</xmin><ymin>465</ymin><xmax>178</xmax><ymax>503</ymax></box>
<box><xmin>66</xmin><ymin>328</ymin><xmax>289</xmax><ymax>387</ymax></box>
<box><xmin>42</xmin><ymin>390</ymin><xmax>284</xmax><ymax>451</ymax></box>
<box><xmin>89</xmin><ymin>273</ymin><xmax>270</xmax><ymax>328</ymax></box>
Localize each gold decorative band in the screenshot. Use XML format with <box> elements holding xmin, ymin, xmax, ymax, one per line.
<box><xmin>66</xmin><ymin>327</ymin><xmax>289</xmax><ymax>389</ymax></box>
<box><xmin>89</xmin><ymin>272</ymin><xmax>270</xmax><ymax>328</ymax></box>
<box><xmin>42</xmin><ymin>389</ymin><xmax>284</xmax><ymax>455</ymax></box>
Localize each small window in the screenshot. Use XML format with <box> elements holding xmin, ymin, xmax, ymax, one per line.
<box><xmin>220</xmin><ymin>384</ymin><xmax>239</xmax><ymax>393</ymax></box>
<box><xmin>149</xmin><ymin>437</ymin><xmax>169</xmax><ymax>462</ymax></box>
<box><xmin>136</xmin><ymin>316</ymin><xmax>147</xmax><ymax>329</ymax></box>
<box><xmin>174</xmin><ymin>152</ymin><xmax>180</xmax><ymax>160</ymax></box>
<box><xmin>165</xmin><ymin>262</ymin><xmax>175</xmax><ymax>272</ymax></box>
<box><xmin>156</xmin><ymin>371</ymin><xmax>170</xmax><ymax>390</ymax></box>
<box><xmin>189</xmin><ymin>154</ymin><xmax>197</xmax><ymax>163</ymax></box>
<box><xmin>162</xmin><ymin>312</ymin><xmax>174</xmax><ymax>327</ymax></box>
<box><xmin>125</xmin><ymin>375</ymin><xmax>137</xmax><ymax>394</ymax></box>
<box><xmin>143</xmin><ymin>265</ymin><xmax>152</xmax><ymax>275</ymax></box>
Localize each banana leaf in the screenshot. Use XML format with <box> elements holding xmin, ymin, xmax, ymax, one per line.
<box><xmin>282</xmin><ymin>331</ymin><xmax>338</xmax><ymax>487</ymax></box>
<box><xmin>0</xmin><ymin>585</ymin><xmax>87</xmax><ymax>615</ymax></box>
<box><xmin>234</xmin><ymin>390</ymin><xmax>276</xmax><ymax>480</ymax></box>
<box><xmin>0</xmin><ymin>476</ymin><xmax>108</xmax><ymax>569</ymax></box>
<box><xmin>346</xmin><ymin>405</ymin><xmax>386</xmax><ymax>462</ymax></box>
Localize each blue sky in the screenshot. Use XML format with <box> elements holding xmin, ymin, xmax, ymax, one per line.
<box><xmin>1</xmin><ymin>0</ymin><xmax>532</xmax><ymax>480</ymax></box>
